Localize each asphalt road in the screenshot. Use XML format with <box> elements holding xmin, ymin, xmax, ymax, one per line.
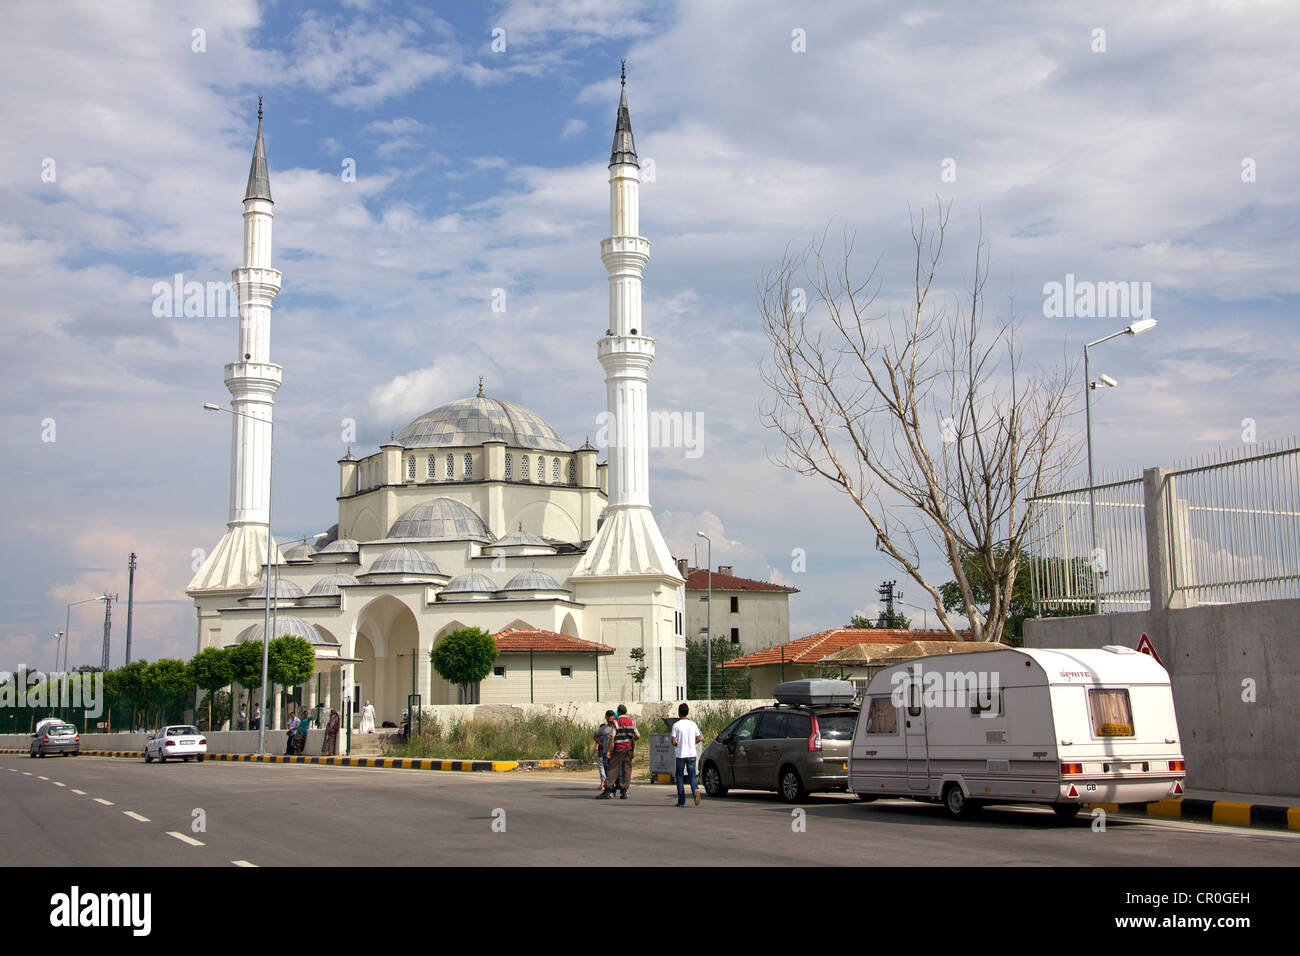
<box><xmin>2</xmin><ymin>754</ymin><xmax>1295</xmax><ymax>867</ymax></box>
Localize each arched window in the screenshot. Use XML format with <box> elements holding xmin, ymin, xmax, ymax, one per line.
<box><xmin>464</xmin><ymin>453</ymin><xmax>473</xmax><ymax>478</ymax></box>
<box><xmin>446</xmin><ymin>454</ymin><xmax>454</xmax><ymax>479</ymax></box>
<box><xmin>505</xmin><ymin>453</ymin><xmax>513</xmax><ymax>480</ymax></box>
<box><xmin>427</xmin><ymin>455</ymin><xmax>436</xmax><ymax>480</ymax></box>
<box><xmin>522</xmin><ymin>455</ymin><xmax>530</xmax><ymax>481</ymax></box>
<box><xmin>552</xmin><ymin>457</ymin><xmax>561</xmax><ymax>483</ymax></box>
<box><xmin>406</xmin><ymin>456</ymin><xmax>415</xmax><ymax>481</ymax></box>
<box><xmin>568</xmin><ymin>460</ymin><xmax>577</xmax><ymax>485</ymax></box>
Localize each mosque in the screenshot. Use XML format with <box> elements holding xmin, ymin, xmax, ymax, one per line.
<box><xmin>186</xmin><ymin>75</ymin><xmax>687</xmax><ymax>728</ymax></box>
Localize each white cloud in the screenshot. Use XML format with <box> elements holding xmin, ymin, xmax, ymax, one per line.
<box><xmin>561</xmin><ymin>118</ymin><xmax>587</xmax><ymax>139</ymax></box>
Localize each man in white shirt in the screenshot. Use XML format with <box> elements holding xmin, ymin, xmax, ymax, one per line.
<box><xmin>671</xmin><ymin>703</ymin><xmax>704</xmax><ymax>806</ymax></box>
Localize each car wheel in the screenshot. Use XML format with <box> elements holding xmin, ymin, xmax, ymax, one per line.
<box><xmin>145</xmin><ymin>750</ymin><xmax>153</xmax><ymax>763</ymax></box>
<box><xmin>39</xmin><ymin>750</ymin><xmax>46</xmax><ymax>758</ymax></box>
<box><xmin>1052</xmin><ymin>803</ymin><xmax>1083</xmax><ymax>820</ymax></box>
<box><xmin>942</xmin><ymin>782</ymin><xmax>978</xmax><ymax>820</ymax></box>
<box><xmin>159</xmin><ymin>753</ymin><xmax>166</xmax><ymax>764</ymax></box>
<box><xmin>702</xmin><ymin>762</ymin><xmax>727</xmax><ymax>798</ymax></box>
<box><xmin>196</xmin><ymin>755</ymin><xmax>204</xmax><ymax>763</ymax></box>
<box><xmin>779</xmin><ymin>766</ymin><xmax>808</xmax><ymax>803</ymax></box>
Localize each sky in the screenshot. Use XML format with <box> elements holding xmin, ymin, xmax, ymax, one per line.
<box><xmin>1</xmin><ymin>0</ymin><xmax>1297</xmax><ymax>670</ymax></box>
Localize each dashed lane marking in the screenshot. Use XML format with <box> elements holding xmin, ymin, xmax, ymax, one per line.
<box><xmin>232</xmin><ymin>860</ymin><xmax>257</xmax><ymax>867</ymax></box>
<box><xmin>93</xmin><ymin>798</ymin><xmax>114</xmax><ymax>806</ymax></box>
<box><xmin>167</xmin><ymin>831</ymin><xmax>204</xmax><ymax>847</ymax></box>
<box><xmin>71</xmin><ymin>789</ymin><xmax>86</xmax><ymax>795</ymax></box>
<box><xmin>37</xmin><ymin>775</ymin><xmax>48</xmax><ymax>780</ymax></box>
<box><xmin>53</xmin><ymin>782</ymin><xmax>66</xmax><ymax>787</ymax></box>
<box><xmin>123</xmin><ymin>811</ymin><xmax>150</xmax><ymax>822</ymax></box>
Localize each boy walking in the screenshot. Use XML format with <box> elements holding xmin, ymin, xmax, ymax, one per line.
<box><xmin>671</xmin><ymin>703</ymin><xmax>703</xmax><ymax>806</ymax></box>
<box><xmin>596</xmin><ymin>704</ymin><xmax>639</xmax><ymax>799</ymax></box>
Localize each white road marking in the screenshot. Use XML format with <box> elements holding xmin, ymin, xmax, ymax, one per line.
<box><xmin>123</xmin><ymin>811</ymin><xmax>150</xmax><ymax>822</ymax></box>
<box><xmin>22</xmin><ymin>772</ymin><xmax>32</xmax><ymax>776</ymax></box>
<box><xmin>37</xmin><ymin>775</ymin><xmax>48</xmax><ymax>780</ymax></box>
<box><xmin>53</xmin><ymin>782</ymin><xmax>66</xmax><ymax>787</ymax></box>
<box><xmin>94</xmin><ymin>798</ymin><xmax>114</xmax><ymax>806</ymax></box>
<box><xmin>71</xmin><ymin>788</ymin><xmax>86</xmax><ymax>795</ymax></box>
<box><xmin>231</xmin><ymin>860</ymin><xmax>257</xmax><ymax>867</ymax></box>
<box><xmin>167</xmin><ymin>831</ymin><xmax>205</xmax><ymax>847</ymax></box>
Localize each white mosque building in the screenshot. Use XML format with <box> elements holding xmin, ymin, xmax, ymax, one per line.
<box><xmin>187</xmin><ymin>77</ymin><xmax>687</xmax><ymax>728</ymax></box>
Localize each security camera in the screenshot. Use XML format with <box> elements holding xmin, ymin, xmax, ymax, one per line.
<box><xmin>1090</xmin><ymin>374</ymin><xmax>1118</xmax><ymax>389</ymax></box>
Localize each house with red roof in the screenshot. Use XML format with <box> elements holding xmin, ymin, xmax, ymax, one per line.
<box><xmin>484</xmin><ymin>628</ymin><xmax>616</xmax><ymax>704</ymax></box>
<box><xmin>681</xmin><ymin>562</ymin><xmax>799</xmax><ymax>657</ymax></box>
<box><xmin>722</xmin><ymin>626</ymin><xmax>973</xmax><ymax>697</ymax></box>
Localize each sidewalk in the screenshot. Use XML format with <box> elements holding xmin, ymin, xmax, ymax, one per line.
<box><xmin>1091</xmin><ymin>788</ymin><xmax>1300</xmax><ymax>832</ymax></box>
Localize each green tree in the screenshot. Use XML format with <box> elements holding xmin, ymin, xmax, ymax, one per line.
<box><xmin>196</xmin><ymin>689</ymin><xmax>232</xmax><ymax>732</ymax></box>
<box><xmin>190</xmin><ymin>647</ymin><xmax>233</xmax><ymax>731</ymax></box>
<box><xmin>229</xmin><ymin>639</ymin><xmax>267</xmax><ymax>709</ymax></box>
<box><xmin>268</xmin><ymin>635</ymin><xmax>315</xmax><ymax>691</ymax></box>
<box><xmin>846</xmin><ymin>614</ymin><xmax>874</xmax><ymax>629</ymax></box>
<box><xmin>627</xmin><ymin>647</ymin><xmax>648</xmax><ymax>690</ymax></box>
<box><xmin>937</xmin><ymin>547</ymin><xmax>1092</xmax><ymax>645</ymax></box>
<box><xmin>115</xmin><ymin>660</ymin><xmax>149</xmax><ymax>730</ymax></box>
<box><xmin>685</xmin><ymin>637</ymin><xmax>752</xmax><ymax>699</ymax></box>
<box><xmin>144</xmin><ymin>659</ymin><xmax>193</xmax><ymax>728</ymax></box>
<box><xmin>430</xmin><ymin>627</ymin><xmax>497</xmax><ymax>704</ymax></box>
<box><xmin>845</xmin><ymin>611</ymin><xmax>910</xmax><ymax>629</ymax></box>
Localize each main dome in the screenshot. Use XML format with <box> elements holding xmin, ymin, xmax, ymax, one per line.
<box><xmin>395</xmin><ymin>396</ymin><xmax>570</xmax><ymax>452</ymax></box>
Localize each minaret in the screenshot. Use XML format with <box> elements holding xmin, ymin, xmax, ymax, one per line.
<box><xmin>573</xmin><ymin>66</ymin><xmax>678</xmax><ymax>579</ymax></box>
<box><xmin>188</xmin><ymin>97</ymin><xmax>283</xmax><ymax>592</ymax></box>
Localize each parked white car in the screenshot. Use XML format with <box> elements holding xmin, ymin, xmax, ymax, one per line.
<box><xmin>144</xmin><ymin>725</ymin><xmax>207</xmax><ymax>763</ymax></box>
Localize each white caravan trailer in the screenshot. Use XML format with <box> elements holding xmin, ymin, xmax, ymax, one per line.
<box><xmin>848</xmin><ymin>645</ymin><xmax>1186</xmax><ymax>820</ymax></box>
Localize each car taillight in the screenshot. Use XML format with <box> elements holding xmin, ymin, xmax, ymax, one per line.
<box><xmin>43</xmin><ymin>736</ymin><xmax>49</xmax><ymax>742</ymax></box>
<box><xmin>74</xmin><ymin>735</ymin><xmax>79</xmax><ymax>742</ymax></box>
<box><xmin>165</xmin><ymin>740</ymin><xmax>175</xmax><ymax>746</ymax></box>
<box><xmin>1060</xmin><ymin>762</ymin><xmax>1083</xmax><ymax>775</ymax></box>
<box><xmin>199</xmin><ymin>738</ymin><xmax>207</xmax><ymax>745</ymax></box>
<box><xmin>807</xmin><ymin>715</ymin><xmax>821</xmax><ymax>752</ymax></box>
<box><xmin>1169</xmin><ymin>760</ymin><xmax>1185</xmax><ymax>772</ymax></box>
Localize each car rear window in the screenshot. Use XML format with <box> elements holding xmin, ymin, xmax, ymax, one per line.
<box><xmin>51</xmin><ymin>725</ymin><xmax>76</xmax><ymax>735</ymax></box>
<box><xmin>168</xmin><ymin>727</ymin><xmax>199</xmax><ymax>736</ymax></box>
<box><xmin>816</xmin><ymin>713</ymin><xmax>857</xmax><ymax>740</ymax></box>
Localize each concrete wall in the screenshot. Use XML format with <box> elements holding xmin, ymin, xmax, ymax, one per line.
<box><xmin>1023</xmin><ymin>597</ymin><xmax>1300</xmax><ymax>798</ymax></box>
<box><xmin>0</xmin><ymin>730</ymin><xmax>329</xmax><ymax>756</ymax></box>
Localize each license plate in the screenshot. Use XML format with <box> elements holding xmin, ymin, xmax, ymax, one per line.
<box><xmin>180</xmin><ymin>740</ymin><xmax>195</xmax><ymax>745</ymax></box>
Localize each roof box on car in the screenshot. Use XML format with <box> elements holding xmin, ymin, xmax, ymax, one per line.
<box><xmin>773</xmin><ymin>678</ymin><xmax>856</xmax><ymax>707</ymax></box>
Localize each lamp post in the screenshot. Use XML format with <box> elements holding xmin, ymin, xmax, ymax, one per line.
<box><xmin>52</xmin><ymin>632</ymin><xmax>64</xmax><ymax>675</ymax></box>
<box><xmin>1083</xmin><ymin>318</ymin><xmax>1157</xmax><ymax>613</ymax></box>
<box><xmin>64</xmin><ymin>596</ymin><xmax>109</xmax><ymax>672</ymax></box>
<box><xmin>696</xmin><ymin>531</ymin><xmax>711</xmax><ymax>700</ymax></box>
<box><xmin>205</xmin><ymin>401</ymin><xmax>276</xmax><ymax>754</ymax></box>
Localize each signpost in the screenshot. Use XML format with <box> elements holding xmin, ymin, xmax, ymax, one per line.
<box><xmin>1136</xmin><ymin>632</ymin><xmax>1163</xmax><ymax>667</ymax></box>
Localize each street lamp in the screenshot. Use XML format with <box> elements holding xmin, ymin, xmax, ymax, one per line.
<box><xmin>1083</xmin><ymin>318</ymin><xmax>1157</xmax><ymax>612</ymax></box>
<box><xmin>52</xmin><ymin>632</ymin><xmax>64</xmax><ymax>675</ymax></box>
<box><xmin>696</xmin><ymin>531</ymin><xmax>711</xmax><ymax>701</ymax></box>
<box><xmin>205</xmin><ymin>401</ymin><xmax>276</xmax><ymax>754</ymax></box>
<box><xmin>64</xmin><ymin>595</ymin><xmax>109</xmax><ymax>672</ymax></box>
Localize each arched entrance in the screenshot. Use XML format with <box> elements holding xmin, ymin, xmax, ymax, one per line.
<box><xmin>355</xmin><ymin>596</ymin><xmax>421</xmax><ymax>727</ymax></box>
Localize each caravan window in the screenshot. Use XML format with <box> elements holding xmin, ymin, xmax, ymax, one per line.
<box><xmin>907</xmin><ymin>682</ymin><xmax>922</xmax><ymax>718</ymax></box>
<box><xmin>865</xmin><ymin>697</ymin><xmax>898</xmax><ymax>735</ymax></box>
<box><xmin>969</xmin><ymin>690</ymin><xmax>1004</xmax><ymax>717</ymax></box>
<box><xmin>1088</xmin><ymin>688</ymin><xmax>1135</xmax><ymax>737</ymax></box>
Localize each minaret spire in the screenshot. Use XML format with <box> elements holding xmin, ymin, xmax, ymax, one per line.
<box><xmin>188</xmin><ymin>97</ymin><xmax>284</xmax><ymax>592</ymax></box>
<box><xmin>573</xmin><ymin>68</ymin><xmax>678</xmax><ymax>581</ymax></box>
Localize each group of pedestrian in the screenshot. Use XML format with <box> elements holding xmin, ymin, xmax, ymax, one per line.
<box><xmin>592</xmin><ymin>702</ymin><xmax>703</xmax><ymax>805</ymax></box>
<box><xmin>285</xmin><ymin>709</ymin><xmax>311</xmax><ymax>755</ymax></box>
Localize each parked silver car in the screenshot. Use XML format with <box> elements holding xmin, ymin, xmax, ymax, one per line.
<box><xmin>700</xmin><ymin>681</ymin><xmax>859</xmax><ymax>803</ymax></box>
<box><xmin>29</xmin><ymin>722</ymin><xmax>80</xmax><ymax>757</ymax></box>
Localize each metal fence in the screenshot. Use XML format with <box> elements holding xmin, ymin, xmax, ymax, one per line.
<box><xmin>1028</xmin><ymin>440</ymin><xmax>1300</xmax><ymax>613</ymax></box>
<box><xmin>1027</xmin><ymin>474</ymin><xmax>1150</xmax><ymax>613</ymax></box>
<box><xmin>1165</xmin><ymin>442</ymin><xmax>1300</xmax><ymax>606</ymax></box>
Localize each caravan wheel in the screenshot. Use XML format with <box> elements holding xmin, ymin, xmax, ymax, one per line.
<box><xmin>942</xmin><ymin>783</ymin><xmax>978</xmax><ymax>820</ymax></box>
<box><xmin>1052</xmin><ymin>803</ymin><xmax>1082</xmax><ymax>820</ymax></box>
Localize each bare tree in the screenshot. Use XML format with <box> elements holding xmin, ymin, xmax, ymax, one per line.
<box><xmin>758</xmin><ymin>202</ymin><xmax>1079</xmax><ymax>643</ymax></box>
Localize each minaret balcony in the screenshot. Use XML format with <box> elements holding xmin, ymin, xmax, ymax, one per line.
<box><xmin>597</xmin><ymin>336</ymin><xmax>656</xmax><ymax>363</ymax></box>
<box><xmin>600</xmin><ymin>236</ymin><xmax>650</xmax><ymax>266</ymax></box>
<box><xmin>224</xmin><ymin>361</ymin><xmax>283</xmax><ymax>392</ymax></box>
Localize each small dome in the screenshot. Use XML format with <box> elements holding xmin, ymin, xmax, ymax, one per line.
<box><xmin>319</xmin><ymin>538</ymin><xmax>360</xmax><ymax>554</ymax></box>
<box><xmin>442</xmin><ymin>572</ymin><xmax>499</xmax><ymax>594</ymax></box>
<box><xmin>306</xmin><ymin>573</ymin><xmax>358</xmax><ymax>597</ymax></box>
<box><xmin>365</xmin><ymin>547</ymin><xmax>441</xmax><ymax>576</ymax></box>
<box><xmin>245</xmin><ymin>577</ymin><xmax>304</xmax><ymax>600</ymax></box>
<box><xmin>386</xmin><ymin>497</ymin><xmax>493</xmax><ymax>542</ymax></box>
<box><xmin>488</xmin><ymin>527</ymin><xmax>553</xmax><ymax>550</ymax></box>
<box><xmin>242</xmin><ymin>616</ymin><xmax>324</xmax><ymax>645</ymax></box>
<box><xmin>502</xmin><ymin>569</ymin><xmax>563</xmax><ymax>591</ymax></box>
<box><xmin>396</xmin><ymin>395</ymin><xmax>570</xmax><ymax>452</ymax></box>
<box><xmin>283</xmin><ymin>542</ymin><xmax>315</xmax><ymax>562</ymax></box>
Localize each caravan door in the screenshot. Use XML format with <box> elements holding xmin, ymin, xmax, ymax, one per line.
<box><xmin>903</xmin><ymin>681</ymin><xmax>929</xmax><ymax>790</ymax></box>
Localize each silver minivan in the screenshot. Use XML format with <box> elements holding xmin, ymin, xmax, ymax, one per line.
<box><xmin>699</xmin><ymin>680</ymin><xmax>859</xmax><ymax>803</ymax></box>
<box><xmin>30</xmin><ymin>722</ymin><xmax>80</xmax><ymax>757</ymax></box>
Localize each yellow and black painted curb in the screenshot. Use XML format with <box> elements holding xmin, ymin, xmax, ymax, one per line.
<box><xmin>1088</xmin><ymin>798</ymin><xmax>1300</xmax><ymax>832</ymax></box>
<box><xmin>2</xmin><ymin>748</ymin><xmax>516</xmax><ymax>770</ymax></box>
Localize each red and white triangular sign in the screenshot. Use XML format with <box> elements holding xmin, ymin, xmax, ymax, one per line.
<box><xmin>1136</xmin><ymin>633</ymin><xmax>1163</xmax><ymax>666</ymax></box>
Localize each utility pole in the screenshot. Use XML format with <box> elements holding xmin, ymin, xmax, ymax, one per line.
<box><xmin>125</xmin><ymin>553</ymin><xmax>137</xmax><ymax>665</ymax></box>
<box><xmin>877</xmin><ymin>580</ymin><xmax>898</xmax><ymax>628</ymax></box>
<box><xmin>100</xmin><ymin>594</ymin><xmax>119</xmax><ymax>670</ymax></box>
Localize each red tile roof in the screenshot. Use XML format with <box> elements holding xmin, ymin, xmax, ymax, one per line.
<box><xmin>493</xmin><ymin>628</ymin><xmax>614</xmax><ymax>654</ymax></box>
<box><xmin>682</xmin><ymin>569</ymin><xmax>798</xmax><ymax>593</ymax></box>
<box><xmin>722</xmin><ymin>627</ymin><xmax>972</xmax><ymax>668</ymax></box>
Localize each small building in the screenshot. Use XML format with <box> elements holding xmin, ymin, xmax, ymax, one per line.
<box><xmin>483</xmin><ymin>628</ymin><xmax>615</xmax><ymax>704</ymax></box>
<box><xmin>817</xmin><ymin>639</ymin><xmax>1000</xmax><ymax>697</ymax></box>
<box><xmin>680</xmin><ymin>562</ymin><xmax>799</xmax><ymax>655</ymax></box>
<box><xmin>722</xmin><ymin>627</ymin><xmax>973</xmax><ymax>698</ymax></box>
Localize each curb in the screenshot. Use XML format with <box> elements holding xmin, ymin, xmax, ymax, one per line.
<box><xmin>1088</xmin><ymin>798</ymin><xmax>1300</xmax><ymax>832</ymax></box>
<box><xmin>2</xmin><ymin>749</ymin><xmax>515</xmax><ymax>771</ymax></box>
